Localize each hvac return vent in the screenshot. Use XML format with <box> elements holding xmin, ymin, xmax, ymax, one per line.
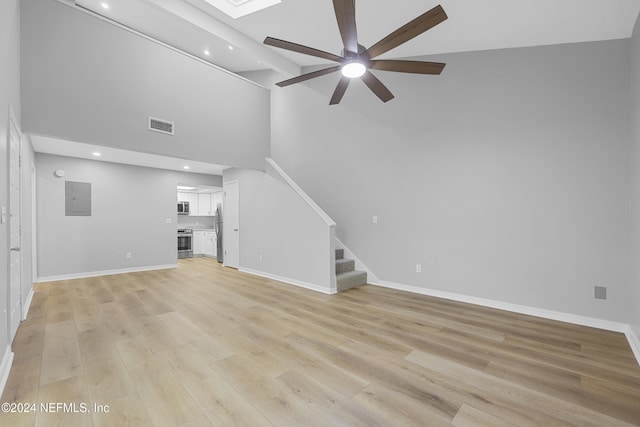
<box><xmin>148</xmin><ymin>116</ymin><xmax>174</xmax><ymax>135</ymax></box>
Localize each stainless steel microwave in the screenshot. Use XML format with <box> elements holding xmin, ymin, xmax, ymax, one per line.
<box><xmin>177</xmin><ymin>201</ymin><xmax>189</xmax><ymax>215</ymax></box>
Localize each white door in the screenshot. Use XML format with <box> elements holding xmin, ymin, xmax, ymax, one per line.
<box><xmin>8</xmin><ymin>117</ymin><xmax>22</xmax><ymax>342</ymax></box>
<box><xmin>223</xmin><ymin>181</ymin><xmax>239</xmax><ymax>269</ymax></box>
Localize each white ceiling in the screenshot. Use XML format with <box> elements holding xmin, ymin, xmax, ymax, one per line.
<box><xmin>76</xmin><ymin>0</ymin><xmax>640</xmax><ymax>71</ymax></box>
<box><xmin>36</xmin><ymin>0</ymin><xmax>640</xmax><ymax>174</ymax></box>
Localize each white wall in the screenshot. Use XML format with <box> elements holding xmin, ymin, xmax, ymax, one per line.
<box><xmin>21</xmin><ymin>0</ymin><xmax>270</xmax><ymax>171</ymax></box>
<box><xmin>630</xmin><ymin>15</ymin><xmax>640</xmax><ymax>343</ymax></box>
<box><xmin>0</xmin><ymin>0</ymin><xmax>22</xmax><ymax>378</ymax></box>
<box><xmin>1</xmin><ymin>0</ymin><xmax>38</xmax><ymax>391</ymax></box>
<box><xmin>20</xmin><ymin>136</ymin><xmax>35</xmax><ymax>312</ymax></box>
<box><xmin>224</xmin><ymin>165</ymin><xmax>335</xmax><ymax>293</ymax></box>
<box><xmin>268</xmin><ymin>39</ymin><xmax>633</xmax><ymax>324</ymax></box>
<box><xmin>35</xmin><ymin>153</ymin><xmax>221</xmax><ymax>280</ymax></box>
<box><xmin>0</xmin><ymin>0</ymin><xmax>20</xmax><ymax>360</ymax></box>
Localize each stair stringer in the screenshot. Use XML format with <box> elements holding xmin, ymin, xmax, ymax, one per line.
<box><xmin>335</xmin><ymin>237</ymin><xmax>380</xmax><ymax>284</ymax></box>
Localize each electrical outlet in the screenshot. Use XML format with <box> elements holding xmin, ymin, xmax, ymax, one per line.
<box><xmin>165</xmin><ymin>218</ymin><xmax>172</xmax><ymax>224</ymax></box>
<box><xmin>594</xmin><ymin>286</ymin><xmax>607</xmax><ymax>300</ymax></box>
<box><xmin>373</xmin><ymin>215</ymin><xmax>378</xmax><ymax>224</ymax></box>
<box><xmin>416</xmin><ymin>264</ymin><xmax>422</xmax><ymax>273</ymax></box>
<box><xmin>126</xmin><ymin>252</ymin><xmax>132</xmax><ymax>259</ymax></box>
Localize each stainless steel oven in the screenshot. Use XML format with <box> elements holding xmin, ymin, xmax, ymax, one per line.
<box><xmin>177</xmin><ymin>229</ymin><xmax>193</xmax><ymax>258</ymax></box>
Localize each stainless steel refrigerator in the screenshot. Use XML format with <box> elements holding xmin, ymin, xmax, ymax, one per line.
<box><xmin>215</xmin><ymin>203</ymin><xmax>223</xmax><ymax>263</ymax></box>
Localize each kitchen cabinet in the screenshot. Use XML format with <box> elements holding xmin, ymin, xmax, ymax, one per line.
<box><xmin>193</xmin><ymin>230</ymin><xmax>216</xmax><ymax>257</ymax></box>
<box><xmin>193</xmin><ymin>230</ymin><xmax>205</xmax><ymax>255</ymax></box>
<box><xmin>204</xmin><ymin>231</ymin><xmax>216</xmax><ymax>257</ymax></box>
<box><xmin>178</xmin><ymin>191</ymin><xmax>220</xmax><ymax>217</ymax></box>
<box><xmin>177</xmin><ymin>192</ymin><xmax>199</xmax><ymax>216</ymax></box>
<box><xmin>198</xmin><ymin>193</ymin><xmax>212</xmax><ymax>216</ymax></box>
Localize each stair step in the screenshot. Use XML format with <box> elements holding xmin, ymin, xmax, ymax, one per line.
<box><xmin>335</xmin><ymin>248</ymin><xmax>344</xmax><ymax>260</ymax></box>
<box><xmin>336</xmin><ymin>270</ymin><xmax>367</xmax><ymax>292</ymax></box>
<box><xmin>336</xmin><ymin>258</ymin><xmax>355</xmax><ymax>274</ymax></box>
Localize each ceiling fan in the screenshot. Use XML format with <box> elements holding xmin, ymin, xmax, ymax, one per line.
<box><xmin>263</xmin><ymin>1</ymin><xmax>448</xmax><ymax>105</ymax></box>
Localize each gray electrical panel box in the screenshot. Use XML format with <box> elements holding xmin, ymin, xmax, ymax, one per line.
<box><xmin>65</xmin><ymin>181</ymin><xmax>92</xmax><ymax>216</ymax></box>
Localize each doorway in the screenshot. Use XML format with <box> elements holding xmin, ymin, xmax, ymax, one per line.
<box><xmin>223</xmin><ymin>180</ymin><xmax>239</xmax><ymax>269</ymax></box>
<box><xmin>8</xmin><ymin>115</ymin><xmax>21</xmax><ymax>342</ymax></box>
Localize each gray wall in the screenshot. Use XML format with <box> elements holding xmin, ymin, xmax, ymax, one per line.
<box><xmin>0</xmin><ymin>0</ymin><xmax>22</xmax><ymax>360</ymax></box>
<box><xmin>35</xmin><ymin>153</ymin><xmax>220</xmax><ymax>279</ymax></box>
<box><xmin>630</xmin><ymin>16</ymin><xmax>640</xmax><ymax>341</ymax></box>
<box><xmin>20</xmin><ymin>136</ymin><xmax>35</xmax><ymax>314</ymax></box>
<box><xmin>224</xmin><ymin>166</ymin><xmax>334</xmax><ymax>292</ymax></box>
<box><xmin>22</xmin><ymin>0</ymin><xmax>270</xmax><ymax>171</ymax></box>
<box><xmin>270</xmin><ymin>39</ymin><xmax>633</xmax><ymax>324</ymax></box>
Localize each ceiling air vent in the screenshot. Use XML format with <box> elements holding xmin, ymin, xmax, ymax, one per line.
<box><xmin>148</xmin><ymin>116</ymin><xmax>174</xmax><ymax>135</ymax></box>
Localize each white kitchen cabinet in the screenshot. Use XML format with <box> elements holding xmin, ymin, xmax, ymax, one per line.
<box><xmin>189</xmin><ymin>193</ymin><xmax>199</xmax><ymax>216</ymax></box>
<box><xmin>198</xmin><ymin>193</ymin><xmax>212</xmax><ymax>216</ymax></box>
<box><xmin>204</xmin><ymin>231</ymin><xmax>216</xmax><ymax>257</ymax></box>
<box><xmin>193</xmin><ymin>230</ymin><xmax>205</xmax><ymax>255</ymax></box>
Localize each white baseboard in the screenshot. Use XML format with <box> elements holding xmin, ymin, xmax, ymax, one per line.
<box><xmin>22</xmin><ymin>288</ymin><xmax>34</xmax><ymax>321</ymax></box>
<box><xmin>625</xmin><ymin>325</ymin><xmax>640</xmax><ymax>366</ymax></box>
<box><xmin>240</xmin><ymin>267</ymin><xmax>336</xmax><ymax>295</ymax></box>
<box><xmin>35</xmin><ymin>264</ymin><xmax>178</xmax><ymax>283</ymax></box>
<box><xmin>0</xmin><ymin>346</ymin><xmax>14</xmax><ymax>398</ymax></box>
<box><xmin>369</xmin><ymin>279</ymin><xmax>640</xmax><ymax>366</ymax></box>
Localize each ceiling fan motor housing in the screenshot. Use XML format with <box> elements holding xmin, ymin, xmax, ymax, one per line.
<box><xmin>341</xmin><ymin>43</ymin><xmax>367</xmax><ymax>58</ymax></box>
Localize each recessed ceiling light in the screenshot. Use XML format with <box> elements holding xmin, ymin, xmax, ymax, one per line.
<box><xmin>204</xmin><ymin>49</ymin><xmax>210</xmax><ymax>56</ymax></box>
<box><xmin>228</xmin><ymin>45</ymin><xmax>234</xmax><ymax>51</ymax></box>
<box><xmin>93</xmin><ymin>152</ymin><xmax>101</xmax><ymax>157</ymax></box>
<box><xmin>100</xmin><ymin>2</ymin><xmax>110</xmax><ymax>10</ymax></box>
<box><xmin>183</xmin><ymin>166</ymin><xmax>190</xmax><ymax>170</ymax></box>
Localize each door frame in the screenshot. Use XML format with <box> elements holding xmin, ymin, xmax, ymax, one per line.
<box><xmin>7</xmin><ymin>109</ymin><xmax>22</xmax><ymax>342</ymax></box>
<box><xmin>223</xmin><ymin>180</ymin><xmax>239</xmax><ymax>269</ymax></box>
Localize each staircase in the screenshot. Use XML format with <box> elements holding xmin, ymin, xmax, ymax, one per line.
<box><xmin>335</xmin><ymin>248</ymin><xmax>367</xmax><ymax>292</ymax></box>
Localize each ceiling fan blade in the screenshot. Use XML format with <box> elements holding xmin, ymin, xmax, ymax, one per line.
<box><xmin>264</xmin><ymin>37</ymin><xmax>344</xmax><ymax>62</ymax></box>
<box><xmin>360</xmin><ymin>71</ymin><xmax>394</xmax><ymax>103</ymax></box>
<box><xmin>275</xmin><ymin>66</ymin><xmax>341</xmax><ymax>87</ymax></box>
<box><xmin>363</xmin><ymin>5</ymin><xmax>448</xmax><ymax>60</ymax></box>
<box><xmin>332</xmin><ymin>0</ymin><xmax>358</xmax><ymax>54</ymax></box>
<box><xmin>329</xmin><ymin>76</ymin><xmax>350</xmax><ymax>105</ymax></box>
<box><xmin>369</xmin><ymin>60</ymin><xmax>446</xmax><ymax>75</ymax></box>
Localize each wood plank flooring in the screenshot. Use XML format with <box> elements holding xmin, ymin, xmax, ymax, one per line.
<box><xmin>1</xmin><ymin>257</ymin><xmax>639</xmax><ymax>426</ymax></box>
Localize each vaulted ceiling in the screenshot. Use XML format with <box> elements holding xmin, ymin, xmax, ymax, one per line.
<box><xmin>33</xmin><ymin>0</ymin><xmax>640</xmax><ymax>173</ymax></box>
<box><xmin>73</xmin><ymin>0</ymin><xmax>640</xmax><ymax>75</ymax></box>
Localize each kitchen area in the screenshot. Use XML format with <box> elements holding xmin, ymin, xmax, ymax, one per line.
<box><xmin>177</xmin><ymin>184</ymin><xmax>223</xmax><ymax>262</ymax></box>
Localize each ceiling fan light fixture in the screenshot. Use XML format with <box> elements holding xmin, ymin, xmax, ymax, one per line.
<box><xmin>341</xmin><ymin>60</ymin><xmax>366</xmax><ymax>78</ymax></box>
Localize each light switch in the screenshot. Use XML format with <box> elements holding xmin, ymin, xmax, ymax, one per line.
<box><xmin>166</xmin><ymin>218</ymin><xmax>172</xmax><ymax>224</ymax></box>
<box><xmin>372</xmin><ymin>215</ymin><xmax>378</xmax><ymax>224</ymax></box>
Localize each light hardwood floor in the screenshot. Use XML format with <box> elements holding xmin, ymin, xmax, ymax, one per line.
<box><xmin>1</xmin><ymin>257</ymin><xmax>640</xmax><ymax>426</ymax></box>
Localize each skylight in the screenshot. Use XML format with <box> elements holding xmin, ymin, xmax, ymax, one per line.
<box><xmin>203</xmin><ymin>0</ymin><xmax>281</xmax><ymax>19</ymax></box>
